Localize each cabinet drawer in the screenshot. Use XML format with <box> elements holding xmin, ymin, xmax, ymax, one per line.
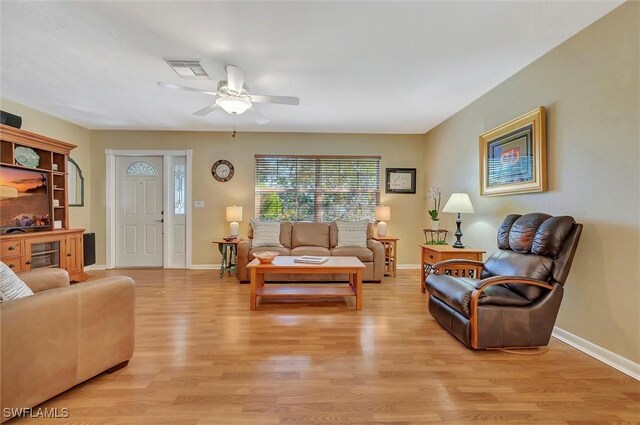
<box><xmin>1</xmin><ymin>240</ymin><xmax>23</xmax><ymax>257</ymax></box>
<box><xmin>2</xmin><ymin>256</ymin><xmax>25</xmax><ymax>272</ymax></box>
<box><xmin>423</xmin><ymin>249</ymin><xmax>443</xmax><ymax>264</ymax></box>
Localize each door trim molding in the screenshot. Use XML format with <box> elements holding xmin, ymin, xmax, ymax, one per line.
<box><xmin>105</xmin><ymin>149</ymin><xmax>193</xmax><ymax>269</ymax></box>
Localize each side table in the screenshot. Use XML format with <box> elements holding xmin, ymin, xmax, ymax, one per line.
<box><xmin>213</xmin><ymin>239</ymin><xmax>242</xmax><ymax>278</ymax></box>
<box><xmin>373</xmin><ymin>236</ymin><xmax>399</xmax><ymax>277</ymax></box>
<box><xmin>419</xmin><ymin>244</ymin><xmax>485</xmax><ymax>293</ymax></box>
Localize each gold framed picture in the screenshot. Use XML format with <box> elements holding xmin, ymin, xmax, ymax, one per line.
<box><xmin>479</xmin><ymin>106</ymin><xmax>547</xmax><ymax>196</ymax></box>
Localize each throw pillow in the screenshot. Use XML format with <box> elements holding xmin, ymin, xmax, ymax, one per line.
<box><xmin>336</xmin><ymin>221</ymin><xmax>368</xmax><ymax>248</ymax></box>
<box><xmin>0</xmin><ymin>261</ymin><xmax>34</xmax><ymax>301</ymax></box>
<box><xmin>251</xmin><ymin>220</ymin><xmax>283</xmax><ymax>247</ymax></box>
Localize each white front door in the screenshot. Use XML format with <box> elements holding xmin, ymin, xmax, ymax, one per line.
<box><xmin>115</xmin><ymin>156</ymin><xmax>163</xmax><ymax>267</ymax></box>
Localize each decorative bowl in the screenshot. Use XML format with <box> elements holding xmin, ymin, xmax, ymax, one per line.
<box><xmin>254</xmin><ymin>251</ymin><xmax>279</xmax><ymax>264</ymax></box>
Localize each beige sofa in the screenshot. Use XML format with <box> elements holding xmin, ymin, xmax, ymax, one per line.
<box><xmin>0</xmin><ymin>269</ymin><xmax>135</xmax><ymax>423</ymax></box>
<box><xmin>237</xmin><ymin>221</ymin><xmax>384</xmax><ymax>282</ymax></box>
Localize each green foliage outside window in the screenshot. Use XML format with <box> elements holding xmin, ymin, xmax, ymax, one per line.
<box><xmin>255</xmin><ymin>156</ymin><xmax>380</xmax><ymax>222</ymax></box>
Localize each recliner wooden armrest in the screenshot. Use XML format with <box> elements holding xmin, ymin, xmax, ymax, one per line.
<box><xmin>469</xmin><ymin>275</ymin><xmax>554</xmax><ymax>348</ymax></box>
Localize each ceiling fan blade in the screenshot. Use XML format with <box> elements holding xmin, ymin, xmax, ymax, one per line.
<box><xmin>245</xmin><ymin>107</ymin><xmax>270</xmax><ymax>124</ymax></box>
<box><xmin>250</xmin><ymin>94</ymin><xmax>300</xmax><ymax>106</ymax></box>
<box><xmin>226</xmin><ymin>66</ymin><xmax>246</xmax><ymax>93</ymax></box>
<box><xmin>192</xmin><ymin>103</ymin><xmax>220</xmax><ymax>116</ymax></box>
<box><xmin>157</xmin><ymin>81</ymin><xmax>217</xmax><ymax>96</ymax></box>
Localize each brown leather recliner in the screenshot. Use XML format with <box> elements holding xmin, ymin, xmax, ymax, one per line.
<box><xmin>424</xmin><ymin>213</ymin><xmax>582</xmax><ymax>349</ymax></box>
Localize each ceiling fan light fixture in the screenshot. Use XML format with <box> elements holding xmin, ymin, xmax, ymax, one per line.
<box><xmin>216</xmin><ymin>95</ymin><xmax>252</xmax><ymax>115</ymax></box>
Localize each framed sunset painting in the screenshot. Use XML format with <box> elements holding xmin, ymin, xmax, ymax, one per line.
<box><xmin>479</xmin><ymin>107</ymin><xmax>547</xmax><ymax>196</ymax></box>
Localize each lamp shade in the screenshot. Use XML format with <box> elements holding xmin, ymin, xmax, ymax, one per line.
<box><xmin>442</xmin><ymin>193</ymin><xmax>475</xmax><ymax>214</ymax></box>
<box><xmin>375</xmin><ymin>205</ymin><xmax>391</xmax><ymax>221</ymax></box>
<box><xmin>226</xmin><ymin>205</ymin><xmax>243</xmax><ymax>222</ymax></box>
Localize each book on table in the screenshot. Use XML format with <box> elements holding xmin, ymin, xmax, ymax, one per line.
<box><xmin>294</xmin><ymin>256</ymin><xmax>329</xmax><ymax>264</ymax></box>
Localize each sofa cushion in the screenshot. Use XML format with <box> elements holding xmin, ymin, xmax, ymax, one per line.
<box><xmin>336</xmin><ymin>221</ymin><xmax>368</xmax><ymax>247</ymax></box>
<box><xmin>249</xmin><ymin>246</ymin><xmax>291</xmax><ymax>260</ymax></box>
<box><xmin>251</xmin><ymin>220</ymin><xmax>283</xmax><ymax>247</ymax></box>
<box><xmin>425</xmin><ymin>274</ymin><xmax>531</xmax><ymax>318</ymax></box>
<box><xmin>330</xmin><ymin>221</ymin><xmax>374</xmax><ymax>248</ymax></box>
<box><xmin>291</xmin><ymin>246</ymin><xmax>331</xmax><ymax>257</ymax></box>
<box><xmin>292</xmin><ymin>222</ymin><xmax>330</xmax><ymax>248</ymax></box>
<box><xmin>249</xmin><ymin>222</ymin><xmax>293</xmax><ymax>248</ymax></box>
<box><xmin>331</xmin><ymin>247</ymin><xmax>373</xmax><ymax>262</ymax></box>
<box><xmin>0</xmin><ymin>261</ymin><xmax>33</xmax><ymax>301</ymax></box>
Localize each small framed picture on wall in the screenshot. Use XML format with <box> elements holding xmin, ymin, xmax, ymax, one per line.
<box><xmin>385</xmin><ymin>168</ymin><xmax>416</xmax><ymax>194</ymax></box>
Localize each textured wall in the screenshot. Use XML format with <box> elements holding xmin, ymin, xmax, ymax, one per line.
<box><xmin>423</xmin><ymin>2</ymin><xmax>639</xmax><ymax>362</ymax></box>
<box><xmin>89</xmin><ymin>131</ymin><xmax>427</xmax><ymax>266</ymax></box>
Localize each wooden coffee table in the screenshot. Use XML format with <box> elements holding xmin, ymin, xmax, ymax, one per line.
<box><xmin>246</xmin><ymin>256</ymin><xmax>366</xmax><ymax>310</ymax></box>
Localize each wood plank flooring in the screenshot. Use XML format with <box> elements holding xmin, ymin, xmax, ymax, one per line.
<box><xmin>12</xmin><ymin>269</ymin><xmax>639</xmax><ymax>425</ymax></box>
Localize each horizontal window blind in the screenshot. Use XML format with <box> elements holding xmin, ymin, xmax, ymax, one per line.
<box><xmin>255</xmin><ymin>155</ymin><xmax>381</xmax><ymax>222</ymax></box>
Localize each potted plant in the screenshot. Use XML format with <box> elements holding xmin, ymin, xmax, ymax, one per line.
<box><xmin>427</xmin><ymin>185</ymin><xmax>441</xmax><ymax>230</ymax></box>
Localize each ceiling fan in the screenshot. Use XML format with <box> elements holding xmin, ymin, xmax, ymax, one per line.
<box><xmin>157</xmin><ymin>65</ymin><xmax>300</xmax><ymax>124</ymax></box>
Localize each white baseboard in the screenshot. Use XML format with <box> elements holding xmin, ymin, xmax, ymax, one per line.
<box><xmin>398</xmin><ymin>264</ymin><xmax>420</xmax><ymax>270</ymax></box>
<box><xmin>85</xmin><ymin>264</ymin><xmax>106</xmax><ymax>271</ymax></box>
<box><xmin>190</xmin><ymin>264</ymin><xmax>220</xmax><ymax>270</ymax></box>
<box><xmin>193</xmin><ymin>264</ymin><xmax>420</xmax><ymax>270</ymax></box>
<box><xmin>552</xmin><ymin>326</ymin><xmax>640</xmax><ymax>381</ymax></box>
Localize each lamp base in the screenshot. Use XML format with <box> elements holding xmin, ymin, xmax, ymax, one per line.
<box><xmin>229</xmin><ymin>221</ymin><xmax>239</xmax><ymax>238</ymax></box>
<box><xmin>377</xmin><ymin>221</ymin><xmax>387</xmax><ymax>237</ymax></box>
<box><xmin>452</xmin><ymin>213</ymin><xmax>464</xmax><ymax>248</ymax></box>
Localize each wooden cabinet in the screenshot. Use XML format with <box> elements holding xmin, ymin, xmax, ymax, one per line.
<box><xmin>64</xmin><ymin>232</ymin><xmax>84</xmax><ymax>278</ymax></box>
<box><xmin>420</xmin><ymin>244</ymin><xmax>485</xmax><ymax>293</ymax></box>
<box><xmin>1</xmin><ymin>239</ymin><xmax>25</xmax><ymax>272</ymax></box>
<box><xmin>1</xmin><ymin>230</ymin><xmax>87</xmax><ymax>281</ymax></box>
<box><xmin>0</xmin><ymin>125</ymin><xmax>87</xmax><ymax>282</ymax></box>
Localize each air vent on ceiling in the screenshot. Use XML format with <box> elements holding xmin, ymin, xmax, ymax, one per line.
<box><xmin>165</xmin><ymin>60</ymin><xmax>211</xmax><ymax>80</ymax></box>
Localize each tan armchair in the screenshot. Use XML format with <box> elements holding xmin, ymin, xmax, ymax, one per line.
<box><xmin>1</xmin><ymin>269</ymin><xmax>135</xmax><ymax>422</ymax></box>
<box><xmin>424</xmin><ymin>213</ymin><xmax>582</xmax><ymax>350</ymax></box>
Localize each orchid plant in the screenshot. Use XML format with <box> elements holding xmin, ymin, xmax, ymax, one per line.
<box><xmin>427</xmin><ymin>185</ymin><xmax>441</xmax><ymax>221</ymax></box>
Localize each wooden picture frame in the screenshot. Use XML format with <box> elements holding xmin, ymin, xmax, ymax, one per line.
<box><xmin>479</xmin><ymin>106</ymin><xmax>547</xmax><ymax>196</ymax></box>
<box><xmin>385</xmin><ymin>168</ymin><xmax>416</xmax><ymax>194</ymax></box>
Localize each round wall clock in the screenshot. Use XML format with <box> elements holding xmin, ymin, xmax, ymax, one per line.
<box><xmin>211</xmin><ymin>159</ymin><xmax>234</xmax><ymax>182</ymax></box>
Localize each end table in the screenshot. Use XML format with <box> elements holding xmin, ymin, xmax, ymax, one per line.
<box><xmin>213</xmin><ymin>239</ymin><xmax>242</xmax><ymax>278</ymax></box>
<box><xmin>373</xmin><ymin>236</ymin><xmax>399</xmax><ymax>277</ymax></box>
<box><xmin>419</xmin><ymin>244</ymin><xmax>485</xmax><ymax>293</ymax></box>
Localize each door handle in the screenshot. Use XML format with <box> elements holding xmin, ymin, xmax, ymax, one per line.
<box><xmin>155</xmin><ymin>219</ymin><xmax>164</xmax><ymax>223</ymax></box>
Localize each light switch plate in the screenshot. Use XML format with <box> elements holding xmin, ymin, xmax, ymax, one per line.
<box><xmin>194</xmin><ymin>200</ymin><xmax>205</xmax><ymax>208</ymax></box>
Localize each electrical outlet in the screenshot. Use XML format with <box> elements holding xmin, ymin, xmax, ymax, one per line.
<box><xmin>194</xmin><ymin>200</ymin><xmax>205</xmax><ymax>208</ymax></box>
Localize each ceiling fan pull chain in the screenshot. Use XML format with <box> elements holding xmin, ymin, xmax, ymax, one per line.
<box><xmin>231</xmin><ymin>117</ymin><xmax>237</xmax><ymax>138</ymax></box>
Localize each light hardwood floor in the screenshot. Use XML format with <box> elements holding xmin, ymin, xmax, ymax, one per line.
<box><xmin>14</xmin><ymin>269</ymin><xmax>639</xmax><ymax>425</ymax></box>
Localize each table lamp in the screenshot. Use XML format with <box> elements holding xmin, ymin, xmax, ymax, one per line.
<box><xmin>442</xmin><ymin>193</ymin><xmax>475</xmax><ymax>248</ymax></box>
<box><xmin>226</xmin><ymin>205</ymin><xmax>243</xmax><ymax>238</ymax></box>
<box><xmin>375</xmin><ymin>205</ymin><xmax>391</xmax><ymax>237</ymax></box>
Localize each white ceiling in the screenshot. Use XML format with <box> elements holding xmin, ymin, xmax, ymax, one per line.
<box><xmin>0</xmin><ymin>1</ymin><xmax>623</xmax><ymax>134</ymax></box>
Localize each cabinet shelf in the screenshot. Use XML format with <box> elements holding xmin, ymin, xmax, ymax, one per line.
<box><xmin>0</xmin><ymin>162</ymin><xmax>52</xmax><ymax>173</ymax></box>
<box><xmin>31</xmin><ymin>249</ymin><xmax>60</xmax><ymax>256</ymax></box>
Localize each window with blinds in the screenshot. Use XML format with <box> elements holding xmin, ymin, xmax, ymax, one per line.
<box><xmin>255</xmin><ymin>155</ymin><xmax>381</xmax><ymax>222</ymax></box>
